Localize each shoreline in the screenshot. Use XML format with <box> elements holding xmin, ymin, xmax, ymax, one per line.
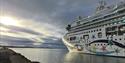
<box><xmin>0</xmin><ymin>45</ymin><xmax>67</xmax><ymax>49</ymax></box>
<box><xmin>0</xmin><ymin>47</ymin><xmax>40</xmax><ymax>63</ymax></box>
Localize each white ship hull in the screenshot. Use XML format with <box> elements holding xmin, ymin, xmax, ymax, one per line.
<box><xmin>62</xmin><ymin>37</ymin><xmax>125</xmax><ymax>57</ymax></box>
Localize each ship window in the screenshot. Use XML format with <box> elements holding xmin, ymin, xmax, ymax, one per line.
<box><xmin>97</xmin><ymin>29</ymin><xmax>98</xmax><ymax>31</ymax></box>
<box><xmin>122</xmin><ymin>20</ymin><xmax>125</xmax><ymax>23</ymax></box>
<box><xmin>89</xmin><ymin>44</ymin><xmax>91</xmax><ymax>46</ymax></box>
<box><xmin>67</xmin><ymin>24</ymin><xmax>71</xmax><ymax>30</ymax></box>
<box><xmin>101</xmin><ymin>44</ymin><xmax>102</xmax><ymax>46</ymax></box>
<box><xmin>80</xmin><ymin>37</ymin><xmax>82</xmax><ymax>39</ymax></box>
<box><xmin>108</xmin><ymin>23</ymin><xmax>110</xmax><ymax>25</ymax></box>
<box><xmin>76</xmin><ymin>21</ymin><xmax>80</xmax><ymax>25</ymax></box>
<box><xmin>106</xmin><ymin>26</ymin><xmax>117</xmax><ymax>36</ymax></box>
<box><xmin>70</xmin><ymin>36</ymin><xmax>76</xmax><ymax>41</ymax></box>
<box><xmin>95</xmin><ymin>44</ymin><xmax>96</xmax><ymax>46</ymax></box>
<box><xmin>91</xmin><ymin>30</ymin><xmax>93</xmax><ymax>32</ymax></box>
<box><xmin>118</xmin><ymin>24</ymin><xmax>125</xmax><ymax>35</ymax></box>
<box><xmin>119</xmin><ymin>38</ymin><xmax>122</xmax><ymax>40</ymax></box>
<box><xmin>105</xmin><ymin>24</ymin><xmax>107</xmax><ymax>26</ymax></box>
<box><xmin>92</xmin><ymin>35</ymin><xmax>96</xmax><ymax>39</ymax></box>
<box><xmin>118</xmin><ymin>9</ymin><xmax>125</xmax><ymax>14</ymax></box>
<box><xmin>83</xmin><ymin>35</ymin><xmax>89</xmax><ymax>39</ymax></box>
<box><xmin>98</xmin><ymin>32</ymin><xmax>102</xmax><ymax>38</ymax></box>
<box><xmin>98</xmin><ymin>44</ymin><xmax>99</xmax><ymax>46</ymax></box>
<box><xmin>99</xmin><ymin>29</ymin><xmax>101</xmax><ymax>31</ymax></box>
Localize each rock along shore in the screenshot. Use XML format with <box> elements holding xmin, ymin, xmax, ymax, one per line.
<box><xmin>0</xmin><ymin>47</ymin><xmax>40</xmax><ymax>63</ymax></box>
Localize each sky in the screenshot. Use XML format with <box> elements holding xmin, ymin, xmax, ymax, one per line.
<box><xmin>0</xmin><ymin>0</ymin><xmax>121</xmax><ymax>46</ymax></box>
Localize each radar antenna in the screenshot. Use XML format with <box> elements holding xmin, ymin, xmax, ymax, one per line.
<box><xmin>96</xmin><ymin>0</ymin><xmax>107</xmax><ymax>12</ymax></box>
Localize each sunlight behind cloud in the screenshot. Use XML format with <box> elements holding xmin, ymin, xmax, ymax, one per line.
<box><xmin>0</xmin><ymin>16</ymin><xmax>21</xmax><ymax>26</ymax></box>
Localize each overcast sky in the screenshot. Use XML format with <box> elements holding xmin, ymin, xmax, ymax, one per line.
<box><xmin>0</xmin><ymin>0</ymin><xmax>121</xmax><ymax>46</ymax></box>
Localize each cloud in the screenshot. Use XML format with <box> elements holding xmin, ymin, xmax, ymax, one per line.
<box><xmin>1</xmin><ymin>24</ymin><xmax>42</xmax><ymax>35</ymax></box>
<box><xmin>0</xmin><ymin>17</ymin><xmax>63</xmax><ymax>44</ymax></box>
<box><xmin>0</xmin><ymin>35</ymin><xmax>34</xmax><ymax>43</ymax></box>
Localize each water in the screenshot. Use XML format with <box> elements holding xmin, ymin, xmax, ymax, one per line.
<box><xmin>11</xmin><ymin>48</ymin><xmax>125</xmax><ymax>63</ymax></box>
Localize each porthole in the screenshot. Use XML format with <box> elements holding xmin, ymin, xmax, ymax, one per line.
<box><xmin>97</xmin><ymin>29</ymin><xmax>98</xmax><ymax>31</ymax></box>
<box><xmin>101</xmin><ymin>44</ymin><xmax>102</xmax><ymax>46</ymax></box>
<box><xmin>98</xmin><ymin>44</ymin><xmax>99</xmax><ymax>46</ymax></box>
<box><xmin>91</xmin><ymin>30</ymin><xmax>93</xmax><ymax>32</ymax></box>
<box><xmin>95</xmin><ymin>44</ymin><xmax>96</xmax><ymax>46</ymax></box>
<box><xmin>99</xmin><ymin>29</ymin><xmax>101</xmax><ymax>31</ymax></box>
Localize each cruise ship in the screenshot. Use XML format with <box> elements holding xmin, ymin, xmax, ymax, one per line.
<box><xmin>62</xmin><ymin>0</ymin><xmax>125</xmax><ymax>57</ymax></box>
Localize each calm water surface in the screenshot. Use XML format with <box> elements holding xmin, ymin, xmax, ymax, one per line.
<box><xmin>11</xmin><ymin>48</ymin><xmax>125</xmax><ymax>63</ymax></box>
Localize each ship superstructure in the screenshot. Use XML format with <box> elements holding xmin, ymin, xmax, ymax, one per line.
<box><xmin>63</xmin><ymin>0</ymin><xmax>125</xmax><ymax>57</ymax></box>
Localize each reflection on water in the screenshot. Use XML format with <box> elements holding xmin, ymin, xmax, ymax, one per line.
<box><xmin>11</xmin><ymin>48</ymin><xmax>67</xmax><ymax>63</ymax></box>
<box><xmin>64</xmin><ymin>52</ymin><xmax>125</xmax><ymax>63</ymax></box>
<box><xmin>11</xmin><ymin>48</ymin><xmax>125</xmax><ymax>63</ymax></box>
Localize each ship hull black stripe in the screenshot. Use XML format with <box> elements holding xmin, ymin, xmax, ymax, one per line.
<box><xmin>89</xmin><ymin>40</ymin><xmax>125</xmax><ymax>48</ymax></box>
